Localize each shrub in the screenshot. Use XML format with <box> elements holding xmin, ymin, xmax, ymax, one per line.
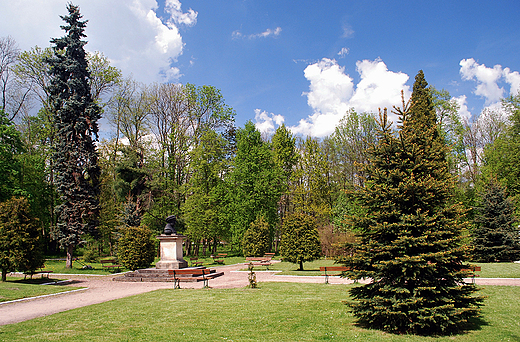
<box><xmin>242</xmin><ymin>216</ymin><xmax>270</xmax><ymax>257</ymax></box>
<box><xmin>280</xmin><ymin>212</ymin><xmax>321</xmax><ymax>270</ymax></box>
<box><xmin>117</xmin><ymin>225</ymin><xmax>156</xmax><ymax>271</ymax></box>
<box><xmin>0</xmin><ymin>197</ymin><xmax>44</xmax><ymax>281</ymax></box>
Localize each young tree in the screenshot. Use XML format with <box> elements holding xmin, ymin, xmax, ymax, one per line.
<box><xmin>47</xmin><ymin>4</ymin><xmax>101</xmax><ymax>268</ymax></box>
<box><xmin>342</xmin><ymin>71</ymin><xmax>482</xmax><ymax>335</ymax></box>
<box><xmin>473</xmin><ymin>178</ymin><xmax>519</xmax><ymax>262</ymax></box>
<box><xmin>0</xmin><ymin>197</ymin><xmax>44</xmax><ymax>281</ymax></box>
<box><xmin>279</xmin><ymin>212</ymin><xmax>321</xmax><ymax>271</ymax></box>
<box><xmin>242</xmin><ymin>216</ymin><xmax>270</xmax><ymax>257</ymax></box>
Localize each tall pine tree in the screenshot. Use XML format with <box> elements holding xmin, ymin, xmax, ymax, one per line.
<box><xmin>473</xmin><ymin>178</ymin><xmax>519</xmax><ymax>262</ymax></box>
<box><xmin>47</xmin><ymin>4</ymin><xmax>101</xmax><ymax>268</ymax></box>
<box><xmin>342</xmin><ymin>71</ymin><xmax>482</xmax><ymax>335</ymax></box>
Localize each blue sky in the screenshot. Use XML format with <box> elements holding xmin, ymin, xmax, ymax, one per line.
<box><xmin>1</xmin><ymin>0</ymin><xmax>520</xmax><ymax>137</ymax></box>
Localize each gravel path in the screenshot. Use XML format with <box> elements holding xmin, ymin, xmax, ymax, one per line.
<box><xmin>1</xmin><ymin>263</ymin><xmax>519</xmax><ymax>326</ymax></box>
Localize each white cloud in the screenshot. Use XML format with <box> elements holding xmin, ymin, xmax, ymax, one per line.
<box><xmin>503</xmin><ymin>67</ymin><xmax>520</xmax><ymax>97</ymax></box>
<box><xmin>0</xmin><ymin>0</ymin><xmax>196</xmax><ymax>83</ymax></box>
<box><xmin>165</xmin><ymin>0</ymin><xmax>197</xmax><ymax>26</ymax></box>
<box><xmin>337</xmin><ymin>47</ymin><xmax>349</xmax><ymax>58</ymax></box>
<box><xmin>254</xmin><ymin>109</ymin><xmax>285</xmax><ymax>135</ymax></box>
<box><xmin>232</xmin><ymin>27</ymin><xmax>282</xmax><ymax>40</ymax></box>
<box><xmin>459</xmin><ymin>58</ymin><xmax>504</xmax><ymax>104</ymax></box>
<box><xmin>291</xmin><ymin>58</ymin><xmax>410</xmax><ymax>137</ymax></box>
<box><xmin>453</xmin><ymin>95</ymin><xmax>472</xmax><ymax>121</ymax></box>
<box><xmin>342</xmin><ymin>23</ymin><xmax>354</xmax><ymax>38</ymax></box>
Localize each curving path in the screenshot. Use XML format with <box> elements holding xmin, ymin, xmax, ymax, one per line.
<box><xmin>1</xmin><ymin>262</ymin><xmax>519</xmax><ymax>326</ymax></box>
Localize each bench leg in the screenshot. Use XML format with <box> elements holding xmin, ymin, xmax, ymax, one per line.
<box><xmin>203</xmin><ymin>277</ymin><xmax>209</xmax><ymax>288</ymax></box>
<box><xmin>324</xmin><ymin>273</ymin><xmax>329</xmax><ymax>284</ymax></box>
<box><xmin>174</xmin><ymin>278</ymin><xmax>181</xmax><ymax>289</ymax></box>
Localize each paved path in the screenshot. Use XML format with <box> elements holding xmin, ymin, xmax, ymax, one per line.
<box><xmin>1</xmin><ymin>263</ymin><xmax>519</xmax><ymax>326</ymax></box>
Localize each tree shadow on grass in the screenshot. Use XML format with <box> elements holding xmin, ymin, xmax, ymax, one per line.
<box><xmin>349</xmin><ymin>315</ymin><xmax>489</xmax><ymax>338</ymax></box>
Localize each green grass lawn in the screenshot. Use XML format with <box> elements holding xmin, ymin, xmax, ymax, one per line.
<box><xmin>0</xmin><ymin>282</ymin><xmax>518</xmax><ymax>341</ymax></box>
<box><xmin>0</xmin><ymin>277</ymin><xmax>84</xmax><ymax>302</ymax></box>
<box><xmin>251</xmin><ymin>259</ymin><xmax>520</xmax><ymax>278</ymax></box>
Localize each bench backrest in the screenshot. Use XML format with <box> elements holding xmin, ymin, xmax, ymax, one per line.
<box><xmin>168</xmin><ymin>268</ymin><xmax>211</xmax><ymax>276</ymax></box>
<box><xmin>320</xmin><ymin>266</ymin><xmax>350</xmax><ymax>272</ymax></box>
<box><xmin>100</xmin><ymin>259</ymin><xmax>117</xmax><ymax>264</ymax></box>
<box><xmin>246</xmin><ymin>257</ymin><xmax>270</xmax><ymax>261</ymax></box>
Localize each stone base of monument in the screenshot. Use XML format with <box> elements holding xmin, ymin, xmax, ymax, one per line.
<box><xmin>155</xmin><ymin>234</ymin><xmax>188</xmax><ymax>269</ymax></box>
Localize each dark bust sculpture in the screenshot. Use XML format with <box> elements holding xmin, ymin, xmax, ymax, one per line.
<box><xmin>164</xmin><ymin>215</ymin><xmax>177</xmax><ymax>235</ymax></box>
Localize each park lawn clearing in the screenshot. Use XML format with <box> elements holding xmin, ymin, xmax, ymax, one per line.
<box><xmin>1</xmin><ymin>282</ymin><xmax>518</xmax><ymax>341</ymax></box>
<box><xmin>253</xmin><ymin>259</ymin><xmax>520</xmax><ymax>278</ymax></box>
<box><xmin>474</xmin><ymin>262</ymin><xmax>520</xmax><ymax>278</ymax></box>
<box><xmin>0</xmin><ymin>278</ymin><xmax>84</xmax><ymax>303</ymax></box>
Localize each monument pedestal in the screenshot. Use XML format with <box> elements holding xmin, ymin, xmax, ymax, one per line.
<box><xmin>155</xmin><ymin>234</ymin><xmax>188</xmax><ymax>269</ymax></box>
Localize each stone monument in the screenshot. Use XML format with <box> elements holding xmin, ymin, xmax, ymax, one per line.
<box><xmin>155</xmin><ymin>215</ymin><xmax>188</xmax><ymax>269</ymax></box>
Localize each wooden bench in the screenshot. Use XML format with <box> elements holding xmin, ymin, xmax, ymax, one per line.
<box><xmin>462</xmin><ymin>266</ymin><xmax>481</xmax><ymax>284</ymax></box>
<box><xmin>211</xmin><ymin>255</ymin><xmax>225</xmax><ymax>264</ymax></box>
<box><xmin>264</xmin><ymin>253</ymin><xmax>275</xmax><ymax>258</ymax></box>
<box><xmin>168</xmin><ymin>268</ymin><xmax>224</xmax><ymax>289</ymax></box>
<box><xmin>189</xmin><ymin>257</ymin><xmax>204</xmax><ymax>267</ymax></box>
<box><xmin>320</xmin><ymin>266</ymin><xmax>350</xmax><ymax>284</ymax></box>
<box><xmin>24</xmin><ymin>270</ymin><xmax>53</xmax><ymax>279</ymax></box>
<box><xmin>217</xmin><ymin>253</ymin><xmax>227</xmax><ymax>258</ymax></box>
<box><xmin>246</xmin><ymin>256</ymin><xmax>272</xmax><ymax>270</ymax></box>
<box><xmin>100</xmin><ymin>258</ymin><xmax>122</xmax><ymax>272</ymax></box>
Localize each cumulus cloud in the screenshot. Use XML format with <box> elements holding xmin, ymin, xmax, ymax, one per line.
<box><xmin>254</xmin><ymin>109</ymin><xmax>285</xmax><ymax>135</ymax></box>
<box><xmin>233</xmin><ymin>27</ymin><xmax>282</xmax><ymax>40</ymax></box>
<box><xmin>289</xmin><ymin>58</ymin><xmax>410</xmax><ymax>137</ymax></box>
<box><xmin>459</xmin><ymin>58</ymin><xmax>504</xmax><ymax>104</ymax></box>
<box><xmin>0</xmin><ymin>0</ymin><xmax>197</xmax><ymax>83</ymax></box>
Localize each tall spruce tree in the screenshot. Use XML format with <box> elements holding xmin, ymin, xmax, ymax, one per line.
<box><xmin>473</xmin><ymin>178</ymin><xmax>519</xmax><ymax>262</ymax></box>
<box><xmin>47</xmin><ymin>4</ymin><xmax>101</xmax><ymax>268</ymax></box>
<box><xmin>342</xmin><ymin>71</ymin><xmax>482</xmax><ymax>335</ymax></box>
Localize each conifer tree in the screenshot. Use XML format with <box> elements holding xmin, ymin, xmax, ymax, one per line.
<box><xmin>473</xmin><ymin>178</ymin><xmax>519</xmax><ymax>262</ymax></box>
<box><xmin>47</xmin><ymin>4</ymin><xmax>101</xmax><ymax>268</ymax></box>
<box><xmin>342</xmin><ymin>71</ymin><xmax>482</xmax><ymax>335</ymax></box>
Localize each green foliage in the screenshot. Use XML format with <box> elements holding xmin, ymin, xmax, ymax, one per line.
<box><xmin>292</xmin><ymin>137</ymin><xmax>332</xmax><ymax>225</ymax></box>
<box><xmin>47</xmin><ymin>4</ymin><xmax>101</xmax><ymax>267</ymax></box>
<box><xmin>280</xmin><ymin>212</ymin><xmax>321</xmax><ymax>270</ymax></box>
<box><xmin>342</xmin><ymin>71</ymin><xmax>483</xmax><ymax>335</ymax></box>
<box><xmin>228</xmin><ymin>121</ymin><xmax>281</xmax><ymax>250</ymax></box>
<box><xmin>242</xmin><ymin>216</ymin><xmax>270</xmax><ymax>257</ymax></box>
<box><xmin>0</xmin><ymin>109</ymin><xmax>25</xmax><ymax>202</ymax></box>
<box><xmin>473</xmin><ymin>178</ymin><xmax>519</xmax><ymax>262</ymax></box>
<box><xmin>0</xmin><ymin>197</ymin><xmax>44</xmax><ymax>281</ymax></box>
<box><xmin>183</xmin><ymin>129</ymin><xmax>229</xmax><ymax>249</ymax></box>
<box><xmin>326</xmin><ymin>109</ymin><xmax>378</xmax><ymax>191</ymax></box>
<box><xmin>482</xmin><ymin>94</ymin><xmax>520</xmax><ymax>203</ymax></box>
<box><xmin>117</xmin><ymin>225</ymin><xmax>156</xmax><ymax>271</ymax></box>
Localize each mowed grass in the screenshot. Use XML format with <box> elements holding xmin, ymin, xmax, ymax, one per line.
<box><xmin>0</xmin><ymin>278</ymin><xmax>84</xmax><ymax>302</ymax></box>
<box><xmin>1</xmin><ymin>282</ymin><xmax>519</xmax><ymax>341</ymax></box>
<box><xmin>252</xmin><ymin>259</ymin><xmax>520</xmax><ymax>278</ymax></box>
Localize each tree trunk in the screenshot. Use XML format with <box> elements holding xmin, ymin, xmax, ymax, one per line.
<box><xmin>299</xmin><ymin>260</ymin><xmax>304</xmax><ymax>271</ymax></box>
<box><xmin>66</xmin><ymin>244</ymin><xmax>74</xmax><ymax>269</ymax></box>
<box><xmin>1</xmin><ymin>269</ymin><xmax>7</xmax><ymax>282</ymax></box>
